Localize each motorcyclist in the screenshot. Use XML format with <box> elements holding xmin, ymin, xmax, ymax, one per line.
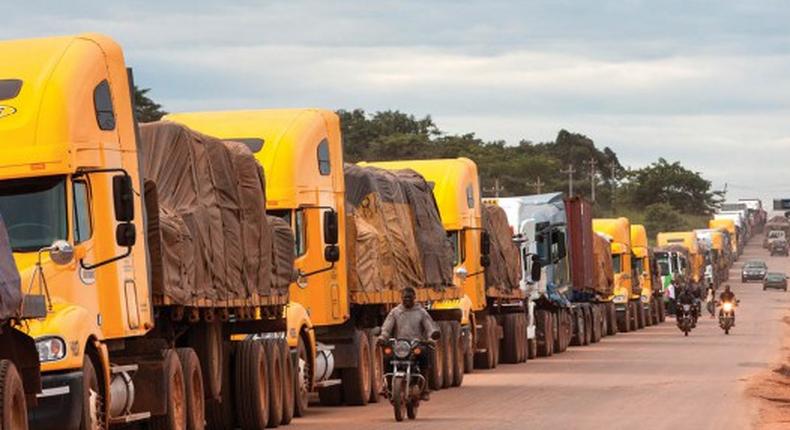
<box><xmin>378</xmin><ymin>287</ymin><xmax>440</xmax><ymax>400</ymax></box>
<box><xmin>719</xmin><ymin>285</ymin><xmax>737</xmax><ymax>323</ymax></box>
<box><xmin>677</xmin><ymin>286</ymin><xmax>697</xmax><ymax>324</ymax></box>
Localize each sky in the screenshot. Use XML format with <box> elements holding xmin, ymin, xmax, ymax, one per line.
<box><xmin>4</xmin><ymin>1</ymin><xmax>790</xmax><ymax>208</ymax></box>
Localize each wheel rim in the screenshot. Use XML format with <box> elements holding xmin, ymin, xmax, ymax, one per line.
<box><xmin>297</xmin><ymin>347</ymin><xmax>310</xmax><ymax>405</ymax></box>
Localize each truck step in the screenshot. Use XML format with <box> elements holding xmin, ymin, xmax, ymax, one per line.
<box><xmin>110</xmin><ymin>364</ymin><xmax>138</xmax><ymax>374</ymax></box>
<box><xmin>109</xmin><ymin>412</ymin><xmax>151</xmax><ymax>425</ymax></box>
<box><xmin>315</xmin><ymin>378</ymin><xmax>342</xmax><ymax>388</ymax></box>
<box><xmin>475</xmin><ymin>348</ymin><xmax>488</xmax><ymax>354</ymax></box>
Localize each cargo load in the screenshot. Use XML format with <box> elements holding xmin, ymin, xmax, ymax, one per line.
<box><xmin>592</xmin><ymin>233</ymin><xmax>614</xmax><ymax>296</ymax></box>
<box><xmin>0</xmin><ymin>215</ymin><xmax>21</xmax><ymax>321</ymax></box>
<box><xmin>482</xmin><ymin>204</ymin><xmax>521</xmax><ymax>292</ymax></box>
<box><xmin>140</xmin><ymin>121</ymin><xmax>284</xmax><ymax>305</ymax></box>
<box><xmin>344</xmin><ymin>163</ymin><xmax>453</xmax><ymax>292</ymax></box>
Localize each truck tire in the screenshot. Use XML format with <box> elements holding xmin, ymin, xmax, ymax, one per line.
<box><xmin>294</xmin><ymin>335</ymin><xmax>310</xmax><ymax>417</ymax></box>
<box><xmin>206</xmin><ymin>342</ymin><xmax>235</xmax><ymax>430</ymax></box>
<box><xmin>341</xmin><ymin>330</ymin><xmax>371</xmax><ymax>405</ymax></box>
<box><xmin>440</xmin><ymin>321</ymin><xmax>454</xmax><ymax>388</ymax></box>
<box><xmin>450</xmin><ymin>321</ymin><xmax>464</xmax><ymax>386</ymax></box>
<box><xmin>264</xmin><ymin>339</ymin><xmax>283</xmax><ymax>427</ymax></box>
<box><xmin>571</xmin><ymin>308</ymin><xmax>585</xmax><ymax>346</ymax></box>
<box><xmin>430</xmin><ymin>331</ymin><xmax>445</xmax><ymax>388</ymax></box>
<box><xmin>517</xmin><ymin>313</ymin><xmax>527</xmax><ymax>363</ymax></box>
<box><xmin>658</xmin><ymin>299</ymin><xmax>666</xmax><ymax>323</ymax></box>
<box><xmin>490</xmin><ymin>315</ymin><xmax>501</xmax><ymax>365</ymax></box>
<box><xmin>606</xmin><ymin>302</ymin><xmax>618</xmax><ymax>336</ymax></box>
<box><xmin>637</xmin><ymin>302</ymin><xmax>647</xmax><ymax>329</ymax></box>
<box><xmin>234</xmin><ymin>340</ymin><xmax>269</xmax><ymax>430</ymax></box>
<box><xmin>0</xmin><ymin>360</ymin><xmax>27</xmax><ymax>430</ymax></box>
<box><xmin>79</xmin><ymin>356</ymin><xmax>106</xmax><ymax>430</ymax></box>
<box><xmin>617</xmin><ymin>303</ymin><xmax>630</xmax><ymax>333</ymax></box>
<box><xmin>463</xmin><ymin>323</ymin><xmax>474</xmax><ymax>374</ymax></box>
<box><xmin>150</xmin><ymin>349</ymin><xmax>187</xmax><ymax>430</ymax></box>
<box><xmin>647</xmin><ymin>300</ymin><xmax>656</xmax><ymax>326</ymax></box>
<box><xmin>278</xmin><ymin>340</ymin><xmax>294</xmax><ymax>425</ymax></box>
<box><xmin>590</xmin><ymin>307</ymin><xmax>601</xmax><ymax>343</ymax></box>
<box><xmin>500</xmin><ymin>314</ymin><xmax>519</xmax><ymax>364</ymax></box>
<box><xmin>584</xmin><ymin>306</ymin><xmax>593</xmax><ymax>345</ymax></box>
<box><xmin>188</xmin><ymin>320</ymin><xmax>224</xmax><ymax>400</ymax></box>
<box><xmin>176</xmin><ymin>348</ymin><xmax>205</xmax><ymax>430</ymax></box>
<box><xmin>536</xmin><ymin>310</ymin><xmax>553</xmax><ymax>357</ymax></box>
<box><xmin>473</xmin><ymin>315</ymin><xmax>496</xmax><ymax>369</ymax></box>
<box><xmin>554</xmin><ymin>309</ymin><xmax>570</xmax><ymax>353</ymax></box>
<box><xmin>367</xmin><ymin>329</ymin><xmax>384</xmax><ymax>403</ymax></box>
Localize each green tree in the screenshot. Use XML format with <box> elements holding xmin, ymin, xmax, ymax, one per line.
<box><xmin>643</xmin><ymin>202</ymin><xmax>688</xmax><ymax>239</ymax></box>
<box><xmin>623</xmin><ymin>158</ymin><xmax>722</xmax><ymax>215</ymax></box>
<box><xmin>133</xmin><ymin>85</ymin><xmax>167</xmax><ymax>123</ymax></box>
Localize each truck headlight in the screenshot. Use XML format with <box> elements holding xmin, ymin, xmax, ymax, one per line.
<box><xmin>613</xmin><ymin>294</ymin><xmax>627</xmax><ymax>304</ymax></box>
<box><xmin>36</xmin><ymin>337</ymin><xmax>66</xmax><ymax>362</ymax></box>
<box><xmin>641</xmin><ymin>295</ymin><xmax>650</xmax><ymax>303</ymax></box>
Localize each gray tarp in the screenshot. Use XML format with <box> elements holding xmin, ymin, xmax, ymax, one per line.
<box><xmin>592</xmin><ymin>233</ymin><xmax>614</xmax><ymax>296</ymax></box>
<box><xmin>141</xmin><ymin>121</ymin><xmax>281</xmax><ymax>304</ymax></box>
<box><xmin>483</xmin><ymin>204</ymin><xmax>521</xmax><ymax>292</ymax></box>
<box><xmin>345</xmin><ymin>164</ymin><xmax>453</xmax><ymax>293</ymax></box>
<box><xmin>268</xmin><ymin>216</ymin><xmax>296</xmax><ymax>293</ymax></box>
<box><xmin>0</xmin><ymin>214</ymin><xmax>21</xmax><ymax>321</ymax></box>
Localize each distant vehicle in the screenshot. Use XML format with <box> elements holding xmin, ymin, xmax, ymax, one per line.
<box><xmin>770</xmin><ymin>239</ymin><xmax>789</xmax><ymax>256</ymax></box>
<box><xmin>742</xmin><ymin>260</ymin><xmax>767</xmax><ymax>282</ymax></box>
<box><xmin>762</xmin><ymin>272</ymin><xmax>788</xmax><ymax>291</ymax></box>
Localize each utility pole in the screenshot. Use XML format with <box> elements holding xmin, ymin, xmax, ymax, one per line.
<box><xmin>484</xmin><ymin>177</ymin><xmax>505</xmax><ymax>198</ymax></box>
<box><xmin>560</xmin><ymin>164</ymin><xmax>576</xmax><ymax>197</ymax></box>
<box><xmin>584</xmin><ymin>157</ymin><xmax>598</xmax><ymax>202</ymax></box>
<box><xmin>526</xmin><ymin>176</ymin><xmax>544</xmax><ymax>194</ymax></box>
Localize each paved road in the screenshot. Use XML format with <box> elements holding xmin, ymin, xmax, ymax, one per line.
<box><xmin>290</xmin><ymin>236</ymin><xmax>790</xmax><ymax>430</ymax></box>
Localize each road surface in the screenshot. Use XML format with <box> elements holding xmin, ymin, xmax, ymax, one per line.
<box><xmin>291</xmin><ymin>236</ymin><xmax>789</xmax><ymax>430</ymax></box>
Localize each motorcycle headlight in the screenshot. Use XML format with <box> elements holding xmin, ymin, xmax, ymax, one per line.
<box><xmin>394</xmin><ymin>340</ymin><xmax>411</xmax><ymax>359</ymax></box>
<box><xmin>722</xmin><ymin>302</ymin><xmax>733</xmax><ymax>312</ymax></box>
<box><xmin>613</xmin><ymin>294</ymin><xmax>627</xmax><ymax>304</ymax></box>
<box><xmin>36</xmin><ymin>336</ymin><xmax>66</xmax><ymax>363</ymax></box>
<box><xmin>683</xmin><ymin>304</ymin><xmax>691</xmax><ymax>311</ymax></box>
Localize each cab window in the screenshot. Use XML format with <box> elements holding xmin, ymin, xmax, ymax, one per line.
<box><xmin>317</xmin><ymin>139</ymin><xmax>331</xmax><ymax>176</ymax></box>
<box><xmin>466</xmin><ymin>185</ymin><xmax>475</xmax><ymax>209</ymax></box>
<box><xmin>73</xmin><ymin>180</ymin><xmax>93</xmax><ymax>243</ymax></box>
<box><xmin>612</xmin><ymin>254</ymin><xmax>622</xmax><ymax>273</ymax></box>
<box><xmin>633</xmin><ymin>256</ymin><xmax>644</xmax><ymax>275</ymax></box>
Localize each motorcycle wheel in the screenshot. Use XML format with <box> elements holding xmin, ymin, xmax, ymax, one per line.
<box><xmin>684</xmin><ymin>330</ymin><xmax>689</xmax><ymax>337</ymax></box>
<box><xmin>407</xmin><ymin>399</ymin><xmax>418</xmax><ymax>420</ymax></box>
<box><xmin>725</xmin><ymin>328</ymin><xmax>729</xmax><ymax>335</ymax></box>
<box><xmin>392</xmin><ymin>376</ymin><xmax>404</xmax><ymax>422</ymax></box>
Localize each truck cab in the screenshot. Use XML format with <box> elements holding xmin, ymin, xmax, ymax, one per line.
<box><xmin>656</xmin><ymin>232</ymin><xmax>704</xmax><ymax>290</ymax></box>
<box><xmin>631</xmin><ymin>224</ymin><xmax>663</xmax><ymax>323</ymax></box>
<box><xmin>593</xmin><ymin>218</ymin><xmax>643</xmax><ymax>331</ymax></box>
<box><xmin>709</xmin><ymin>218</ymin><xmax>738</xmax><ymax>260</ymax></box>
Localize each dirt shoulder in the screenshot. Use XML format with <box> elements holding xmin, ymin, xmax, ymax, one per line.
<box><xmin>748</xmin><ymin>314</ymin><xmax>790</xmax><ymax>429</ymax></box>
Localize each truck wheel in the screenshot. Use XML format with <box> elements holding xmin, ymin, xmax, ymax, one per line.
<box><xmin>234</xmin><ymin>340</ymin><xmax>269</xmax><ymax>430</ymax></box>
<box><xmin>0</xmin><ymin>360</ymin><xmax>27</xmax><ymax>430</ymax></box>
<box><xmin>571</xmin><ymin>308</ymin><xmax>584</xmax><ymax>346</ymax></box>
<box><xmin>583</xmin><ymin>307</ymin><xmax>592</xmax><ymax>345</ymax></box>
<box><xmin>473</xmin><ymin>315</ymin><xmax>496</xmax><ymax>369</ymax></box>
<box><xmin>206</xmin><ymin>342</ymin><xmax>235</xmax><ymax>430</ymax></box>
<box><xmin>150</xmin><ymin>349</ymin><xmax>187</xmax><ymax>430</ymax></box>
<box><xmin>264</xmin><ymin>340</ymin><xmax>283</xmax><ymax>427</ymax></box>
<box><xmin>188</xmin><ymin>320</ymin><xmax>223</xmax><ymax>400</ymax></box>
<box><xmin>440</xmin><ymin>321</ymin><xmax>454</xmax><ymax>388</ymax></box>
<box><xmin>536</xmin><ymin>310</ymin><xmax>552</xmax><ymax>357</ymax></box>
<box><xmin>279</xmin><ymin>340</ymin><xmax>294</xmax><ymax>425</ymax></box>
<box><xmin>430</xmin><ymin>331</ymin><xmax>445</xmax><ymax>388</ymax></box>
<box><xmin>490</xmin><ymin>315</ymin><xmax>501</xmax><ymax>366</ymax></box>
<box><xmin>554</xmin><ymin>310</ymin><xmax>568</xmax><ymax>353</ymax></box>
<box><xmin>637</xmin><ymin>302</ymin><xmax>647</xmax><ymax>329</ymax></box>
<box><xmin>606</xmin><ymin>302</ymin><xmax>618</xmax><ymax>336</ymax></box>
<box><xmin>176</xmin><ymin>348</ymin><xmax>205</xmax><ymax>430</ymax></box>
<box><xmin>294</xmin><ymin>336</ymin><xmax>310</xmax><ymax>417</ymax></box>
<box><xmin>463</xmin><ymin>323</ymin><xmax>474</xmax><ymax>373</ymax></box>
<box><xmin>590</xmin><ymin>307</ymin><xmax>601</xmax><ymax>343</ymax></box>
<box><xmin>517</xmin><ymin>314</ymin><xmax>527</xmax><ymax>362</ymax></box>
<box><xmin>658</xmin><ymin>299</ymin><xmax>666</xmax><ymax>323</ymax></box>
<box><xmin>79</xmin><ymin>356</ymin><xmax>106</xmax><ymax>430</ymax></box>
<box><xmin>450</xmin><ymin>321</ymin><xmax>464</xmax><ymax>386</ymax></box>
<box><xmin>367</xmin><ymin>329</ymin><xmax>384</xmax><ymax>403</ymax></box>
<box><xmin>617</xmin><ymin>304</ymin><xmax>629</xmax><ymax>333</ymax></box>
<box><xmin>500</xmin><ymin>314</ymin><xmax>519</xmax><ymax>364</ymax></box>
<box><xmin>341</xmin><ymin>330</ymin><xmax>371</xmax><ymax>405</ymax></box>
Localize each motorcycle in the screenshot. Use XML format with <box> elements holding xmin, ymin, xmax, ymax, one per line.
<box><xmin>383</xmin><ymin>338</ymin><xmax>430</xmax><ymax>421</ymax></box>
<box><xmin>719</xmin><ymin>300</ymin><xmax>737</xmax><ymax>335</ymax></box>
<box><xmin>677</xmin><ymin>303</ymin><xmax>694</xmax><ymax>336</ymax></box>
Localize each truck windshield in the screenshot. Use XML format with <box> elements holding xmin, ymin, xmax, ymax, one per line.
<box><xmin>0</xmin><ymin>176</ymin><xmax>67</xmax><ymax>252</ymax></box>
<box><xmin>612</xmin><ymin>254</ymin><xmax>622</xmax><ymax>273</ymax></box>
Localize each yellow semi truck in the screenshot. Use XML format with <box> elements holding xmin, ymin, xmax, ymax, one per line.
<box><xmin>362</xmin><ymin>159</ymin><xmax>533</xmax><ymax>368</ymax></box>
<box><xmin>630</xmin><ymin>224</ymin><xmax>666</xmax><ymax>324</ymax></box>
<box><xmin>657</xmin><ymin>231</ymin><xmax>705</xmax><ymax>291</ymax></box>
<box><xmin>593</xmin><ymin>218</ymin><xmax>643</xmax><ymax>332</ymax></box>
<box><xmin>709</xmin><ymin>218</ymin><xmax>738</xmax><ymax>261</ymax></box>
<box><xmin>0</xmin><ymin>34</ymin><xmax>294</xmax><ymax>430</ymax></box>
<box><xmin>166</xmin><ymin>109</ymin><xmax>466</xmax><ymax>409</ymax></box>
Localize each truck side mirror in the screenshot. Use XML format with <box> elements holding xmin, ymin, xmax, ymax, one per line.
<box><xmin>324</xmin><ymin>244</ymin><xmax>340</xmax><ymax>263</ymax></box>
<box><xmin>531</xmin><ymin>255</ymin><xmax>542</xmax><ymax>281</ymax></box>
<box><xmin>116</xmin><ymin>223</ymin><xmax>136</xmax><ymax>247</ymax></box>
<box><xmin>323</xmin><ymin>210</ymin><xmax>339</xmax><ymax>245</ymax></box>
<box><xmin>481</xmin><ymin>231</ymin><xmax>491</xmax><ymax>256</ymax></box>
<box><xmin>113</xmin><ymin>174</ymin><xmax>135</xmax><ymax>222</ymax></box>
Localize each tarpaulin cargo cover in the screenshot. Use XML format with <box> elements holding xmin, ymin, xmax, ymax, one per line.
<box><xmin>482</xmin><ymin>204</ymin><xmax>521</xmax><ymax>292</ymax></box>
<box><xmin>141</xmin><ymin>121</ymin><xmax>287</xmax><ymax>305</ymax></box>
<box><xmin>0</xmin><ymin>214</ymin><xmax>21</xmax><ymax>321</ymax></box>
<box><xmin>592</xmin><ymin>233</ymin><xmax>614</xmax><ymax>297</ymax></box>
<box><xmin>344</xmin><ymin>164</ymin><xmax>453</xmax><ymax>293</ymax></box>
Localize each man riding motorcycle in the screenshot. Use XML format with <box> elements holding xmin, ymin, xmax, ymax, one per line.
<box><xmin>719</xmin><ymin>285</ymin><xmax>737</xmax><ymax>324</ymax></box>
<box><xmin>677</xmin><ymin>286</ymin><xmax>698</xmax><ymax>325</ymax></box>
<box><xmin>378</xmin><ymin>287</ymin><xmax>440</xmax><ymax>400</ymax></box>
